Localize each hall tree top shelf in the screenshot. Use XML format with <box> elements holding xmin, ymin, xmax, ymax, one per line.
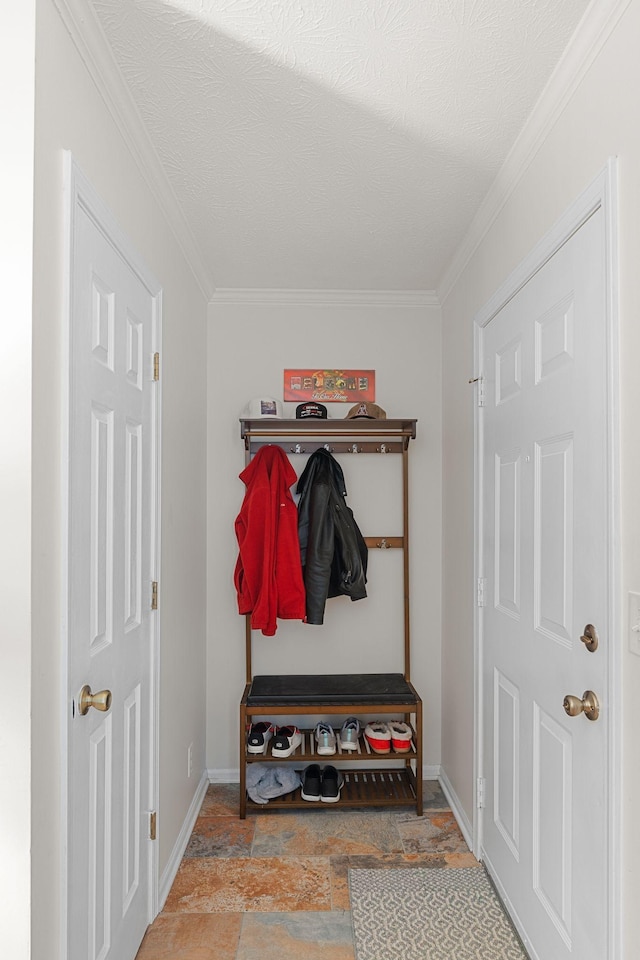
<box><xmin>240</xmin><ymin>417</ymin><xmax>417</xmax><ymax>437</ymax></box>
<box><xmin>240</xmin><ymin>417</ymin><xmax>417</xmax><ymax>454</ymax></box>
<box><xmin>238</xmin><ymin>416</ymin><xmax>422</xmax><ymax>817</ymax></box>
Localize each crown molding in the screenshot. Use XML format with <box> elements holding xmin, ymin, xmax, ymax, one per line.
<box><xmin>51</xmin><ymin>0</ymin><xmax>215</xmax><ymax>300</ymax></box>
<box><xmin>437</xmin><ymin>0</ymin><xmax>632</xmax><ymax>304</ymax></box>
<box><xmin>210</xmin><ymin>288</ymin><xmax>440</xmax><ymax>307</ymax></box>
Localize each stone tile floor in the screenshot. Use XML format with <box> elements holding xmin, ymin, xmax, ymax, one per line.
<box><xmin>135</xmin><ymin>781</ymin><xmax>479</xmax><ymax>959</ymax></box>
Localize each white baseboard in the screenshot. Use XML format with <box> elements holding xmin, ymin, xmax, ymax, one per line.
<box><xmin>438</xmin><ymin>768</ymin><xmax>474</xmax><ymax>852</ymax></box>
<box><xmin>157</xmin><ymin>771</ymin><xmax>209</xmax><ymax>910</ymax></box>
<box><xmin>208</xmin><ymin>767</ymin><xmax>239</xmax><ymax>782</ymax></box>
<box><xmin>423</xmin><ymin>763</ymin><xmax>441</xmax><ymax>780</ymax></box>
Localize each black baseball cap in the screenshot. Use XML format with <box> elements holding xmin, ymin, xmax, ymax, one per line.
<box><xmin>296</xmin><ymin>401</ymin><xmax>328</xmax><ymax>419</ymax></box>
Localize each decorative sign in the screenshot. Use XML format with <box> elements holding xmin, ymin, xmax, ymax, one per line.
<box><xmin>284</xmin><ymin>369</ymin><xmax>375</xmax><ymax>403</ymax></box>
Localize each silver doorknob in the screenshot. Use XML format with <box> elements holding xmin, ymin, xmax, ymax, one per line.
<box><xmin>563</xmin><ymin>690</ymin><xmax>600</xmax><ymax>721</ymax></box>
<box><xmin>78</xmin><ymin>685</ymin><xmax>112</xmax><ymax>716</ymax></box>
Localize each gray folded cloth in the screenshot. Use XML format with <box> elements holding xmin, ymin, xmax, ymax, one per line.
<box><xmin>246</xmin><ymin>763</ymin><xmax>301</xmax><ymax>804</ymax></box>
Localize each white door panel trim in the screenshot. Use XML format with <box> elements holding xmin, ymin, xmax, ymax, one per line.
<box><xmin>61</xmin><ymin>153</ymin><xmax>162</xmax><ymax>959</ymax></box>
<box><xmin>473</xmin><ymin>160</ymin><xmax>620</xmax><ymax>959</ymax></box>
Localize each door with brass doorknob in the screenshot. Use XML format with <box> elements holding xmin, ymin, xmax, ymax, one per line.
<box><xmin>479</xmin><ymin>207</ymin><xmax>612</xmax><ymax>960</ymax></box>
<box><xmin>66</xmin><ymin>184</ymin><xmax>160</xmax><ymax>960</ymax></box>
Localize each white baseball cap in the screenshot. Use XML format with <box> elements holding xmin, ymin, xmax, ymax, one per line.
<box><xmin>244</xmin><ymin>397</ymin><xmax>283</xmax><ymax>419</ymax></box>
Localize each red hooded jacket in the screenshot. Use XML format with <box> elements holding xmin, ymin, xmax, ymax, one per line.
<box><xmin>234</xmin><ymin>445</ymin><xmax>306</xmax><ymax>636</ymax></box>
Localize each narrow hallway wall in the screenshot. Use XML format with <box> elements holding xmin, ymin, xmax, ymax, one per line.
<box><xmin>206</xmin><ymin>297</ymin><xmax>442</xmax><ymax>782</ymax></box>
<box><xmin>0</xmin><ymin>4</ymin><xmax>35</xmax><ymax>957</ymax></box>
<box><xmin>31</xmin><ymin>2</ymin><xmax>208</xmax><ymax>955</ymax></box>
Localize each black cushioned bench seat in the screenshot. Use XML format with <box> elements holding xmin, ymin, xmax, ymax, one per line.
<box><xmin>245</xmin><ymin>673</ymin><xmax>418</xmax><ymax>706</ymax></box>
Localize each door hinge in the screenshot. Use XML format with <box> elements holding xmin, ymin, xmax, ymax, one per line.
<box><xmin>477</xmin><ymin>375</ymin><xmax>486</xmax><ymax>407</ymax></box>
<box><xmin>151</xmin><ymin>581</ymin><xmax>158</xmax><ymax>610</ymax></box>
<box><xmin>153</xmin><ymin>352</ymin><xmax>160</xmax><ymax>381</ymax></box>
<box><xmin>149</xmin><ymin>811</ymin><xmax>157</xmax><ymax>840</ymax></box>
<box><xmin>477</xmin><ymin>777</ymin><xmax>486</xmax><ymax>809</ymax></box>
<box><xmin>476</xmin><ymin>577</ymin><xmax>487</xmax><ymax>607</ymax></box>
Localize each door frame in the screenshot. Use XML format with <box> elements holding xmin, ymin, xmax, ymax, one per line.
<box><xmin>59</xmin><ymin>153</ymin><xmax>162</xmax><ymax>956</ymax></box>
<box><xmin>472</xmin><ymin>160</ymin><xmax>620</xmax><ymax>958</ymax></box>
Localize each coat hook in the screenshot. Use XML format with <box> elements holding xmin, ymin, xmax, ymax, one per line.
<box><xmin>377</xmin><ymin>538</ymin><xmax>390</xmax><ymax>549</ymax></box>
<box><xmin>323</xmin><ymin>443</ymin><xmax>334</xmax><ymax>452</ymax></box>
<box><xmin>377</xmin><ymin>443</ymin><xmax>388</xmax><ymax>454</ymax></box>
<box><xmin>350</xmin><ymin>444</ymin><xmax>360</xmax><ymax>454</ymax></box>
<box><xmin>290</xmin><ymin>443</ymin><xmax>306</xmax><ymax>454</ymax></box>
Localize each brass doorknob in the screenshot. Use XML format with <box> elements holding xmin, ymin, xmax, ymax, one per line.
<box><xmin>563</xmin><ymin>690</ymin><xmax>600</xmax><ymax>721</ymax></box>
<box><xmin>78</xmin><ymin>685</ymin><xmax>112</xmax><ymax>716</ymax></box>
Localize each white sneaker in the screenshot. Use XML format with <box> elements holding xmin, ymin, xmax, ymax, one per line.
<box><xmin>388</xmin><ymin>720</ymin><xmax>413</xmax><ymax>753</ymax></box>
<box><xmin>271</xmin><ymin>725</ymin><xmax>302</xmax><ymax>757</ymax></box>
<box><xmin>364</xmin><ymin>721</ymin><xmax>391</xmax><ymax>754</ymax></box>
<box><xmin>246</xmin><ymin>721</ymin><xmax>276</xmax><ymax>754</ymax></box>
<box><xmin>314</xmin><ymin>722</ymin><xmax>336</xmax><ymax>756</ymax></box>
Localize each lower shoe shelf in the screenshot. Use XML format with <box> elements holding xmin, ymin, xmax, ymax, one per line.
<box><xmin>245</xmin><ymin>767</ymin><xmax>419</xmax><ymax>811</ymax></box>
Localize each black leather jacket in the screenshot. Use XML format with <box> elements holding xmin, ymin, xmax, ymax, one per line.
<box><xmin>296</xmin><ymin>449</ymin><xmax>368</xmax><ymax>624</ymax></box>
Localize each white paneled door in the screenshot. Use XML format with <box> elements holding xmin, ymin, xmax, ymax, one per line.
<box><xmin>66</xmin><ymin>170</ymin><xmax>159</xmax><ymax>960</ymax></box>
<box><xmin>480</xmin><ymin>207</ymin><xmax>610</xmax><ymax>959</ymax></box>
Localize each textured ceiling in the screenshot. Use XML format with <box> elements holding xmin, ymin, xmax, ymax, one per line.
<box><xmin>89</xmin><ymin>0</ymin><xmax>591</xmax><ymax>292</ymax></box>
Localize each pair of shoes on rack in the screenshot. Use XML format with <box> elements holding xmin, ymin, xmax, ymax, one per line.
<box><xmin>314</xmin><ymin>718</ymin><xmax>361</xmax><ymax>755</ymax></box>
<box><xmin>246</xmin><ymin>722</ymin><xmax>302</xmax><ymax>758</ymax></box>
<box><xmin>364</xmin><ymin>720</ymin><xmax>413</xmax><ymax>754</ymax></box>
<box><xmin>301</xmin><ymin>764</ymin><xmax>344</xmax><ymax>803</ymax></box>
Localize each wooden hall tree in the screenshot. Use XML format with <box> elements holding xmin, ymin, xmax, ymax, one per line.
<box><xmin>237</xmin><ymin>417</ymin><xmax>422</xmax><ymax>818</ymax></box>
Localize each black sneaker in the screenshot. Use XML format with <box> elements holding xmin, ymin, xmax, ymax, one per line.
<box><xmin>301</xmin><ymin>763</ymin><xmax>322</xmax><ymax>801</ymax></box>
<box><xmin>320</xmin><ymin>765</ymin><xmax>344</xmax><ymax>803</ymax></box>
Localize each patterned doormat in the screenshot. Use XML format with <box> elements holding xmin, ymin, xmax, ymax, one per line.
<box><xmin>349</xmin><ymin>867</ymin><xmax>528</xmax><ymax>960</ymax></box>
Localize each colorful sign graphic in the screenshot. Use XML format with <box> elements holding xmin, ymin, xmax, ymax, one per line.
<box><xmin>283</xmin><ymin>369</ymin><xmax>376</xmax><ymax>403</ymax></box>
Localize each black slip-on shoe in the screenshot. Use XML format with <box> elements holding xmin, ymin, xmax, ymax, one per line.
<box><xmin>301</xmin><ymin>763</ymin><xmax>322</xmax><ymax>801</ymax></box>
<box><xmin>320</xmin><ymin>765</ymin><xmax>344</xmax><ymax>803</ymax></box>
